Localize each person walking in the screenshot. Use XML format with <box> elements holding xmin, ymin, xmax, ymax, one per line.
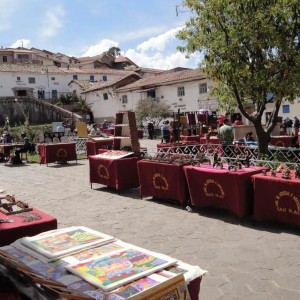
<box><xmin>161</xmin><ymin>121</ymin><xmax>170</xmax><ymax>143</ymax></box>
<box><xmin>147</xmin><ymin>122</ymin><xmax>155</xmax><ymax>140</ymax></box>
<box><xmin>293</xmin><ymin>115</ymin><xmax>300</xmax><ymax>136</ymax></box>
<box><xmin>218</xmin><ymin>118</ymin><xmax>234</xmax><ymax>157</ymax></box>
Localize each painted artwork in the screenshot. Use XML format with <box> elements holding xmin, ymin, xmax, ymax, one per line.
<box><xmin>21</xmin><ymin>226</ymin><xmax>114</xmax><ymax>260</ymax></box>
<box><xmin>66</xmin><ymin>247</ymin><xmax>177</xmax><ymax>292</ymax></box>
<box><xmin>63</xmin><ymin>240</ymin><xmax>127</xmax><ymax>265</ymax></box>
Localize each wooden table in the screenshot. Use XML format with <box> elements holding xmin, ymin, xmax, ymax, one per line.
<box><xmin>38</xmin><ymin>142</ymin><xmax>77</xmax><ymax>165</ymax></box>
<box><xmin>89</xmin><ymin>155</ymin><xmax>141</xmax><ymax>191</ymax></box>
<box><xmin>0</xmin><ymin>207</ymin><xmax>57</xmax><ymax>247</ymax></box>
<box><xmin>184</xmin><ymin>165</ymin><xmax>265</xmax><ymax>218</ymax></box>
<box><xmin>137</xmin><ymin>160</ymin><xmax>189</xmax><ymax>205</ymax></box>
<box><xmin>252</xmin><ymin>171</ymin><xmax>300</xmax><ymax>227</ymax></box>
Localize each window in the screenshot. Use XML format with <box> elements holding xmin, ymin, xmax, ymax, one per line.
<box><xmin>282</xmin><ymin>104</ymin><xmax>290</xmax><ymax>113</ymax></box>
<box><xmin>103</xmin><ymin>93</ymin><xmax>108</xmax><ymax>100</ymax></box>
<box><xmin>28</xmin><ymin>77</ymin><xmax>35</xmax><ymax>84</ymax></box>
<box><xmin>3</xmin><ymin>56</ymin><xmax>7</xmax><ymax>63</ymax></box>
<box><xmin>17</xmin><ymin>54</ymin><xmax>30</xmax><ymax>60</ymax></box>
<box><xmin>73</xmin><ymin>75</ymin><xmax>78</xmax><ymax>80</ymax></box>
<box><xmin>90</xmin><ymin>75</ymin><xmax>95</xmax><ymax>81</ymax></box>
<box><xmin>51</xmin><ymin>77</ymin><xmax>55</xmax><ymax>80</ymax></box>
<box><xmin>199</xmin><ymin>83</ymin><xmax>208</xmax><ymax>94</ymax></box>
<box><xmin>122</xmin><ymin>95</ymin><xmax>128</xmax><ymax>104</ymax></box>
<box><xmin>103</xmin><ymin>75</ymin><xmax>107</xmax><ymax>81</ymax></box>
<box><xmin>16</xmin><ymin>76</ymin><xmax>21</xmax><ymax>81</ymax></box>
<box><xmin>177</xmin><ymin>86</ymin><xmax>185</xmax><ymax>97</ymax></box>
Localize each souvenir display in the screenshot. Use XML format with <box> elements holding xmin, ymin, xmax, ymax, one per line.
<box><xmin>20</xmin><ymin>226</ymin><xmax>115</xmax><ymax>261</ymax></box>
<box><xmin>96</xmin><ymin>150</ymin><xmax>134</xmax><ymax>160</ymax></box>
<box><xmin>66</xmin><ymin>246</ymin><xmax>177</xmax><ymax>292</ymax></box>
<box><xmin>281</xmin><ymin>167</ymin><xmax>291</xmax><ymax>179</ymax></box>
<box><xmin>262</xmin><ymin>169</ymin><xmax>267</xmax><ymax>176</ymax></box>
<box><xmin>0</xmin><ymin>195</ymin><xmax>32</xmax><ymax>215</ymax></box>
<box><xmin>143</xmin><ymin>153</ymin><xmax>195</xmax><ymax>166</ymax></box>
<box><xmin>295</xmin><ymin>164</ymin><xmax>300</xmax><ymax>179</ymax></box>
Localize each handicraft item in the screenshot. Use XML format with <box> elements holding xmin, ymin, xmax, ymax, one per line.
<box><xmin>295</xmin><ymin>164</ymin><xmax>300</xmax><ymax>179</ymax></box>
<box><xmin>20</xmin><ymin>226</ymin><xmax>115</xmax><ymax>261</ymax></box>
<box><xmin>0</xmin><ymin>195</ymin><xmax>32</xmax><ymax>215</ymax></box>
<box><xmin>281</xmin><ymin>167</ymin><xmax>291</xmax><ymax>179</ymax></box>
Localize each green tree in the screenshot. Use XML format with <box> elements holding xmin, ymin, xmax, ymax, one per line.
<box><xmin>135</xmin><ymin>99</ymin><xmax>172</xmax><ymax>127</ymax></box>
<box><xmin>105</xmin><ymin>47</ymin><xmax>121</xmax><ymax>58</ymax></box>
<box><xmin>177</xmin><ymin>0</ymin><xmax>300</xmax><ymax>155</ymax></box>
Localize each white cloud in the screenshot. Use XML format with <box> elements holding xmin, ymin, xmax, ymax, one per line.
<box><xmin>10</xmin><ymin>39</ymin><xmax>31</xmax><ymax>48</ymax></box>
<box><xmin>137</xmin><ymin>27</ymin><xmax>183</xmax><ymax>53</ymax></box>
<box><xmin>81</xmin><ymin>39</ymin><xmax>119</xmax><ymax>57</ymax></box>
<box><xmin>116</xmin><ymin>26</ymin><xmax>164</xmax><ymax>42</ymax></box>
<box><xmin>39</xmin><ymin>5</ymin><xmax>65</xmax><ymax>39</ymax></box>
<box><xmin>0</xmin><ymin>0</ymin><xmax>16</xmax><ymax>31</ymax></box>
<box><xmin>125</xmin><ymin>49</ymin><xmax>192</xmax><ymax>70</ymax></box>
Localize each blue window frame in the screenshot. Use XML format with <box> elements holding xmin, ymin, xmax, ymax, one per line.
<box><xmin>282</xmin><ymin>104</ymin><xmax>290</xmax><ymax>113</ymax></box>
<box><xmin>90</xmin><ymin>75</ymin><xmax>94</xmax><ymax>81</ymax></box>
<box><xmin>103</xmin><ymin>75</ymin><xmax>107</xmax><ymax>81</ymax></box>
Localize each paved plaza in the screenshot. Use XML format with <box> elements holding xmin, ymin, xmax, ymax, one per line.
<box><xmin>1</xmin><ymin>138</ymin><xmax>300</xmax><ymax>299</ymax></box>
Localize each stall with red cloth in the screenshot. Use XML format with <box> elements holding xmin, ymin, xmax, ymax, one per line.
<box><xmin>252</xmin><ymin>171</ymin><xmax>300</xmax><ymax>227</ymax></box>
<box><xmin>38</xmin><ymin>142</ymin><xmax>77</xmax><ymax>165</ymax></box>
<box><xmin>184</xmin><ymin>165</ymin><xmax>265</xmax><ymax>217</ymax></box>
<box><xmin>200</xmin><ymin>136</ymin><xmax>221</xmax><ymax>145</ymax></box>
<box><xmin>102</xmin><ymin>128</ymin><xmax>115</xmax><ymax>135</ymax></box>
<box><xmin>137</xmin><ymin>160</ymin><xmax>189</xmax><ymax>205</ymax></box>
<box><xmin>180</xmin><ymin>135</ymin><xmax>200</xmax><ymax>142</ymax></box>
<box><xmin>89</xmin><ymin>155</ymin><xmax>141</xmax><ymax>191</ymax></box>
<box><xmin>86</xmin><ymin>138</ymin><xmax>114</xmax><ymax>156</ymax></box>
<box><xmin>0</xmin><ymin>207</ymin><xmax>57</xmax><ymax>247</ymax></box>
<box><xmin>270</xmin><ymin>136</ymin><xmax>292</xmax><ymax>147</ymax></box>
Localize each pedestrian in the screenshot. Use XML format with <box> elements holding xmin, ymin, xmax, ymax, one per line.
<box><xmin>218</xmin><ymin>118</ymin><xmax>234</xmax><ymax>157</ymax></box>
<box><xmin>89</xmin><ymin>124</ymin><xmax>101</xmax><ymax>137</ymax></box>
<box><xmin>161</xmin><ymin>121</ymin><xmax>170</xmax><ymax>143</ymax></box>
<box><xmin>293</xmin><ymin>115</ymin><xmax>300</xmax><ymax>136</ymax></box>
<box><xmin>233</xmin><ymin>115</ymin><xmax>243</xmax><ymax>126</ymax></box>
<box><xmin>218</xmin><ymin>112</ymin><xmax>230</xmax><ymax>127</ymax></box>
<box><xmin>147</xmin><ymin>122</ymin><xmax>155</xmax><ymax>140</ymax></box>
<box><xmin>282</xmin><ymin>117</ymin><xmax>293</xmax><ymax>136</ymax></box>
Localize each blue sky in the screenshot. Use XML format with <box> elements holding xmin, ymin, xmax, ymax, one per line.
<box><xmin>0</xmin><ymin>0</ymin><xmax>202</xmax><ymax>69</ymax></box>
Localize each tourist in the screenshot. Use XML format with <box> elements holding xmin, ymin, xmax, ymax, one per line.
<box><xmin>161</xmin><ymin>120</ymin><xmax>170</xmax><ymax>143</ymax></box>
<box><xmin>293</xmin><ymin>115</ymin><xmax>300</xmax><ymax>136</ymax></box>
<box><xmin>218</xmin><ymin>112</ymin><xmax>230</xmax><ymax>127</ymax></box>
<box><xmin>282</xmin><ymin>117</ymin><xmax>293</xmax><ymax>136</ymax></box>
<box><xmin>233</xmin><ymin>115</ymin><xmax>243</xmax><ymax>126</ymax></box>
<box><xmin>218</xmin><ymin>118</ymin><xmax>233</xmax><ymax>157</ymax></box>
<box><xmin>147</xmin><ymin>121</ymin><xmax>155</xmax><ymax>140</ymax></box>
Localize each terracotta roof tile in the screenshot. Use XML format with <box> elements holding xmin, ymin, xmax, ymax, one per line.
<box><xmin>116</xmin><ymin>69</ymin><xmax>206</xmax><ymax>91</ymax></box>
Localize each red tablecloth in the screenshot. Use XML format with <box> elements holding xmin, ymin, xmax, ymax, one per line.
<box><xmin>184</xmin><ymin>165</ymin><xmax>265</xmax><ymax>217</ymax></box>
<box><xmin>200</xmin><ymin>136</ymin><xmax>221</xmax><ymax>144</ymax></box>
<box><xmin>86</xmin><ymin>139</ymin><xmax>114</xmax><ymax>156</ymax></box>
<box><xmin>252</xmin><ymin>171</ymin><xmax>300</xmax><ymax>227</ymax></box>
<box><xmin>270</xmin><ymin>136</ymin><xmax>292</xmax><ymax>147</ymax></box>
<box><xmin>89</xmin><ymin>155</ymin><xmax>141</xmax><ymax>190</ymax></box>
<box><xmin>38</xmin><ymin>142</ymin><xmax>77</xmax><ymax>164</ymax></box>
<box><xmin>0</xmin><ymin>207</ymin><xmax>57</xmax><ymax>247</ymax></box>
<box><xmin>180</xmin><ymin>135</ymin><xmax>200</xmax><ymax>142</ymax></box>
<box><xmin>102</xmin><ymin>128</ymin><xmax>115</xmax><ymax>135</ymax></box>
<box><xmin>137</xmin><ymin>160</ymin><xmax>189</xmax><ymax>204</ymax></box>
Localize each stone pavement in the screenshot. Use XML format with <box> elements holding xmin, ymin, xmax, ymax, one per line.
<box><xmin>1</xmin><ymin>138</ymin><xmax>300</xmax><ymax>300</ymax></box>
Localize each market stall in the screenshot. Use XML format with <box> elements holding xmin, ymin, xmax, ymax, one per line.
<box><xmin>89</xmin><ymin>153</ymin><xmax>141</xmax><ymax>191</ymax></box>
<box><xmin>0</xmin><ymin>226</ymin><xmax>206</xmax><ymax>300</ymax></box>
<box><xmin>184</xmin><ymin>164</ymin><xmax>265</xmax><ymax>218</ymax></box>
<box><xmin>38</xmin><ymin>142</ymin><xmax>77</xmax><ymax>165</ymax></box>
<box><xmin>137</xmin><ymin>160</ymin><xmax>189</xmax><ymax>205</ymax></box>
<box><xmin>252</xmin><ymin>170</ymin><xmax>300</xmax><ymax>227</ymax></box>
<box><xmin>270</xmin><ymin>136</ymin><xmax>293</xmax><ymax>147</ymax></box>
<box><xmin>180</xmin><ymin>135</ymin><xmax>200</xmax><ymax>143</ymax></box>
<box><xmin>85</xmin><ymin>138</ymin><xmax>114</xmax><ymax>156</ymax></box>
<box><xmin>0</xmin><ymin>196</ymin><xmax>57</xmax><ymax>247</ymax></box>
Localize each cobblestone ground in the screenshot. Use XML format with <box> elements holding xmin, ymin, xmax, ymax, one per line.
<box><xmin>1</xmin><ymin>138</ymin><xmax>299</xmax><ymax>299</ymax></box>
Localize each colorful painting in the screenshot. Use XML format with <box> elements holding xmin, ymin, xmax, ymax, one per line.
<box><xmin>63</xmin><ymin>240</ymin><xmax>127</xmax><ymax>265</ymax></box>
<box><xmin>66</xmin><ymin>247</ymin><xmax>177</xmax><ymax>291</ymax></box>
<box><xmin>21</xmin><ymin>226</ymin><xmax>114</xmax><ymax>260</ymax></box>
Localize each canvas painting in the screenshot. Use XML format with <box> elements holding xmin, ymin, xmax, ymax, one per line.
<box><xmin>21</xmin><ymin>226</ymin><xmax>114</xmax><ymax>260</ymax></box>
<box><xmin>66</xmin><ymin>247</ymin><xmax>177</xmax><ymax>292</ymax></box>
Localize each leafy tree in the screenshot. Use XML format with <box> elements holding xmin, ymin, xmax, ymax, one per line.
<box><xmin>177</xmin><ymin>0</ymin><xmax>300</xmax><ymax>155</ymax></box>
<box><xmin>135</xmin><ymin>98</ymin><xmax>172</xmax><ymax>127</ymax></box>
<box><xmin>105</xmin><ymin>47</ymin><xmax>121</xmax><ymax>58</ymax></box>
